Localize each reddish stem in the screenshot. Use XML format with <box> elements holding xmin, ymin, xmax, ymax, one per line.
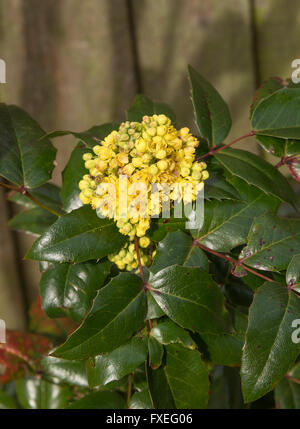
<box><xmin>193</xmin><ymin>240</ymin><xmax>275</xmax><ymax>283</ymax></box>
<box><xmin>195</xmin><ymin>131</ymin><xmax>256</xmax><ymax>161</ymax></box>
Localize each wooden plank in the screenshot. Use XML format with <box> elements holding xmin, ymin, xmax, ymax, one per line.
<box><xmin>132</xmin><ymin>0</ymin><xmax>256</xmax><ymax>145</ymax></box>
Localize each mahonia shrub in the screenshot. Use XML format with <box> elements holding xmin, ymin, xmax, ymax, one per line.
<box><xmin>1</xmin><ymin>66</ymin><xmax>300</xmax><ymax>409</ymax></box>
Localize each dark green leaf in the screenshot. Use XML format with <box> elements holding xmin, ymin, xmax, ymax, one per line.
<box><xmin>148</xmin><ymin>336</ymin><xmax>164</xmax><ymax>369</ymax></box>
<box><xmin>148</xmin><ymin>216</ymin><xmax>186</xmax><ymax>242</ymax></box>
<box><xmin>215</xmin><ymin>148</ymin><xmax>297</xmax><ymax>206</ymax></box>
<box><xmin>150</xmin><ymin>265</ymin><xmax>228</xmax><ymax>334</ymax></box>
<box><xmin>150</xmin><ymin>231</ymin><xmax>208</xmax><ymax>274</ymax></box>
<box><xmin>0</xmin><ymin>390</ymin><xmax>17</xmax><ymax>409</ymax></box>
<box><xmin>0</xmin><ymin>104</ymin><xmax>56</xmax><ymax>188</ymax></box>
<box><xmin>251</xmin><ymin>88</ymin><xmax>300</xmax><ymax>139</ymax></box>
<box><xmin>205</xmin><ymin>174</ymin><xmax>241</xmax><ymax>200</ymax></box>
<box><xmin>240</xmin><ymin>214</ymin><xmax>300</xmax><ymax>272</ymax></box>
<box><xmin>67</xmin><ymin>391</ymin><xmax>125</xmax><ymax>409</ymax></box>
<box><xmin>52</xmin><ymin>273</ymin><xmax>147</xmax><ymax>359</ymax></box>
<box><xmin>163</xmin><ymin>344</ymin><xmax>209</xmax><ymax>409</ymax></box>
<box><xmin>147</xmin><ymin>293</ymin><xmax>165</xmax><ymax>319</ymax></box>
<box><xmin>146</xmin><ymin>366</ymin><xmax>176</xmax><ymax>409</ymax></box>
<box><xmin>255</xmin><ymin>135</ymin><xmax>300</xmax><ymax>158</ymax></box>
<box><xmin>193</xmin><ymin>188</ymin><xmax>279</xmax><ymax>252</ymax></box>
<box><xmin>40</xmin><ymin>260</ymin><xmax>111</xmax><ymax>322</ymax></box>
<box><xmin>275</xmin><ymin>377</ymin><xmax>300</xmax><ymax>409</ymax></box>
<box><xmin>188</xmin><ymin>65</ymin><xmax>232</xmax><ymax>147</ymax></box>
<box><xmin>130</xmin><ymin>389</ymin><xmax>153</xmax><ymax>409</ymax></box>
<box><xmin>250</xmin><ymin>77</ymin><xmax>284</xmax><ymax>115</ymax></box>
<box><xmin>86</xmin><ymin>336</ymin><xmax>147</xmax><ymax>387</ymax></box>
<box><xmin>208</xmin><ymin>366</ymin><xmax>243</xmax><ymax>409</ymax></box>
<box><xmin>16</xmin><ymin>378</ymin><xmax>71</xmax><ymax>409</ymax></box>
<box><xmin>150</xmin><ymin>320</ymin><xmax>196</xmax><ymax>350</ymax></box>
<box><xmin>241</xmin><ymin>282</ymin><xmax>300</xmax><ymax>403</ymax></box>
<box><xmin>26</xmin><ymin>205</ymin><xmax>126</xmax><ymax>263</ymax></box>
<box><xmin>41</xmin><ymin>356</ymin><xmax>88</xmax><ymax>387</ymax></box>
<box><xmin>8</xmin><ymin>207</ymin><xmax>57</xmax><ymax>236</ymax></box>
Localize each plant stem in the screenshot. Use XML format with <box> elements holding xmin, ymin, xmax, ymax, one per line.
<box><xmin>126</xmin><ymin>372</ymin><xmax>133</xmax><ymax>408</ymax></box>
<box><xmin>193</xmin><ymin>240</ymin><xmax>275</xmax><ymax>283</ymax></box>
<box><xmin>275</xmin><ymin>154</ymin><xmax>300</xmax><ymax>169</ymax></box>
<box><xmin>195</xmin><ymin>131</ymin><xmax>256</xmax><ymax>161</ymax></box>
<box><xmin>0</xmin><ymin>181</ymin><xmax>61</xmax><ymax>217</ymax></box>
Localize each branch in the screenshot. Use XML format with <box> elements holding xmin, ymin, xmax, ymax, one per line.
<box><xmin>193</xmin><ymin>240</ymin><xmax>275</xmax><ymax>283</ymax></box>
<box><xmin>195</xmin><ymin>131</ymin><xmax>256</xmax><ymax>161</ymax></box>
<box><xmin>126</xmin><ymin>372</ymin><xmax>133</xmax><ymax>408</ymax></box>
<box><xmin>0</xmin><ymin>181</ymin><xmax>61</xmax><ymax>217</ymax></box>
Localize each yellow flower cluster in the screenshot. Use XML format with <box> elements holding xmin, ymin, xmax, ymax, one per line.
<box><xmin>79</xmin><ymin>114</ymin><xmax>209</xmax><ymax>271</ymax></box>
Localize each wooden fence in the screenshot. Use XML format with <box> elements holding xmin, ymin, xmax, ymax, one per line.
<box><xmin>0</xmin><ymin>0</ymin><xmax>299</xmax><ymax>329</ymax></box>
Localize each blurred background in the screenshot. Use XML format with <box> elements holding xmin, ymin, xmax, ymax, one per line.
<box><xmin>0</xmin><ymin>0</ymin><xmax>299</xmax><ymax>330</ymax></box>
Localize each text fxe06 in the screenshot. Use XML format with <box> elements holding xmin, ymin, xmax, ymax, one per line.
<box><xmin>95</xmin><ymin>175</ymin><xmax>205</xmax><ymax>231</ymax></box>
<box><xmin>0</xmin><ymin>319</ymin><xmax>6</xmax><ymax>343</ymax></box>
<box><xmin>106</xmin><ymin>413</ymin><xmax>193</xmax><ymax>426</ymax></box>
<box><xmin>292</xmin><ymin>319</ymin><xmax>300</xmax><ymax>344</ymax></box>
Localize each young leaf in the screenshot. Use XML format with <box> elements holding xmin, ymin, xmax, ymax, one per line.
<box><xmin>16</xmin><ymin>378</ymin><xmax>71</xmax><ymax>409</ymax></box>
<box><xmin>240</xmin><ymin>214</ymin><xmax>300</xmax><ymax>272</ymax></box>
<box><xmin>41</xmin><ymin>356</ymin><xmax>89</xmax><ymax>387</ymax></box>
<box><xmin>8</xmin><ymin>207</ymin><xmax>57</xmax><ymax>236</ymax></box>
<box><xmin>150</xmin><ymin>231</ymin><xmax>208</xmax><ymax>274</ymax></box>
<box><xmin>241</xmin><ymin>282</ymin><xmax>300</xmax><ymax>403</ymax></box>
<box><xmin>52</xmin><ymin>273</ymin><xmax>147</xmax><ymax>360</ymax></box>
<box><xmin>86</xmin><ymin>336</ymin><xmax>147</xmax><ymax>387</ymax></box>
<box><xmin>67</xmin><ymin>391</ymin><xmax>125</xmax><ymax>409</ymax></box>
<box><xmin>150</xmin><ymin>265</ymin><xmax>228</xmax><ymax>334</ymax></box>
<box><xmin>0</xmin><ymin>104</ymin><xmax>56</xmax><ymax>188</ymax></box>
<box><xmin>26</xmin><ymin>205</ymin><xmax>126</xmax><ymax>263</ymax></box>
<box><xmin>188</xmin><ymin>65</ymin><xmax>232</xmax><ymax>147</ymax></box>
<box><xmin>215</xmin><ymin>148</ymin><xmax>297</xmax><ymax>206</ymax></box>
<box><xmin>40</xmin><ymin>260</ymin><xmax>111</xmax><ymax>322</ymax></box>
<box><xmin>150</xmin><ymin>320</ymin><xmax>197</xmax><ymax>350</ymax></box>
<box><xmin>251</xmin><ymin>88</ymin><xmax>300</xmax><ymax>139</ymax></box>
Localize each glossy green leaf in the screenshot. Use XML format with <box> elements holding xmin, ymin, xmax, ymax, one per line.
<box><xmin>148</xmin><ymin>216</ymin><xmax>186</xmax><ymax>242</ymax></box>
<box><xmin>251</xmin><ymin>88</ymin><xmax>300</xmax><ymax>139</ymax></box>
<box><xmin>215</xmin><ymin>148</ymin><xmax>297</xmax><ymax>206</ymax></box>
<box><xmin>87</xmin><ymin>336</ymin><xmax>147</xmax><ymax>387</ymax></box>
<box><xmin>241</xmin><ymin>282</ymin><xmax>300</xmax><ymax>403</ymax></box>
<box><xmin>8</xmin><ymin>207</ymin><xmax>57</xmax><ymax>236</ymax></box>
<box><xmin>255</xmin><ymin>135</ymin><xmax>300</xmax><ymax>158</ymax></box>
<box><xmin>52</xmin><ymin>273</ymin><xmax>147</xmax><ymax>359</ymax></box>
<box><xmin>148</xmin><ymin>336</ymin><xmax>164</xmax><ymax>369</ymax></box>
<box><xmin>150</xmin><ymin>265</ymin><xmax>228</xmax><ymax>334</ymax></box>
<box><xmin>286</xmin><ymin>254</ymin><xmax>300</xmax><ymax>293</ymax></box>
<box><xmin>250</xmin><ymin>77</ymin><xmax>284</xmax><ymax>115</ymax></box>
<box><xmin>26</xmin><ymin>205</ymin><xmax>126</xmax><ymax>263</ymax></box>
<box><xmin>150</xmin><ymin>231</ymin><xmax>208</xmax><ymax>274</ymax></box>
<box><xmin>41</xmin><ymin>356</ymin><xmax>88</xmax><ymax>387</ymax></box>
<box><xmin>150</xmin><ymin>320</ymin><xmax>196</xmax><ymax>350</ymax></box>
<box><xmin>164</xmin><ymin>344</ymin><xmax>209</xmax><ymax>409</ymax></box>
<box><xmin>239</xmin><ymin>214</ymin><xmax>300</xmax><ymax>272</ymax></box>
<box><xmin>193</xmin><ymin>188</ymin><xmax>278</xmax><ymax>252</ymax></box>
<box><xmin>205</xmin><ymin>174</ymin><xmax>241</xmax><ymax>200</ymax></box>
<box><xmin>188</xmin><ymin>65</ymin><xmax>232</xmax><ymax>147</ymax></box>
<box><xmin>0</xmin><ymin>104</ymin><xmax>56</xmax><ymax>188</ymax></box>
<box><xmin>67</xmin><ymin>391</ymin><xmax>125</xmax><ymax>409</ymax></box>
<box><xmin>130</xmin><ymin>389</ymin><xmax>153</xmax><ymax>409</ymax></box>
<box><xmin>147</xmin><ymin>293</ymin><xmax>165</xmax><ymax>320</ymax></box>
<box><xmin>146</xmin><ymin>366</ymin><xmax>176</xmax><ymax>409</ymax></box>
<box><xmin>40</xmin><ymin>260</ymin><xmax>111</xmax><ymax>322</ymax></box>
<box><xmin>16</xmin><ymin>378</ymin><xmax>71</xmax><ymax>409</ymax></box>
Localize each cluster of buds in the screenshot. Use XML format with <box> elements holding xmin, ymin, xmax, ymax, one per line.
<box><xmin>79</xmin><ymin>114</ymin><xmax>209</xmax><ymax>271</ymax></box>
